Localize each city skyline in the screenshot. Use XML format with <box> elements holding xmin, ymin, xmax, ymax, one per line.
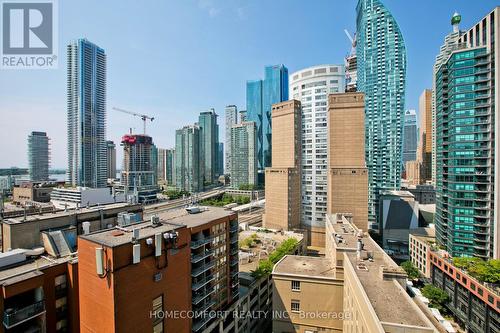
<box><xmin>1</xmin><ymin>1</ymin><xmax>497</xmax><ymax>169</ymax></box>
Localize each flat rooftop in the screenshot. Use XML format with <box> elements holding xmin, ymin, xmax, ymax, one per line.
<box><xmin>2</xmin><ymin>202</ymin><xmax>140</xmax><ymax>225</ymax></box>
<box><xmin>155</xmin><ymin>206</ymin><xmax>236</xmax><ymax>229</ymax></box>
<box><xmin>0</xmin><ymin>255</ymin><xmax>76</xmax><ymax>283</ymax></box>
<box><xmin>81</xmin><ymin>206</ymin><xmax>236</xmax><ymax>247</ymax></box>
<box><xmin>238</xmin><ymin>229</ymin><xmax>304</xmax><ymax>273</ymax></box>
<box><xmin>273</xmin><ymin>255</ymin><xmax>337</xmax><ymax>279</ymax></box>
<box><xmin>381</xmin><ymin>190</ymin><xmax>415</xmax><ymax>198</ymax></box>
<box><xmin>330</xmin><ymin>214</ymin><xmax>432</xmax><ymax>328</ymax></box>
<box><xmin>410</xmin><ymin>227</ymin><xmax>436</xmax><ymax>242</ymax></box>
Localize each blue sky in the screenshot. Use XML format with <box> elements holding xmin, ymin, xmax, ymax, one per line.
<box><xmin>0</xmin><ymin>0</ymin><xmax>497</xmax><ymax>168</ymax></box>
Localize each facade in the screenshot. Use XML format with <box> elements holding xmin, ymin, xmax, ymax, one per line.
<box><xmin>121</xmin><ymin>134</ymin><xmax>158</xmax><ymax>203</ymax></box>
<box><xmin>50</xmin><ymin>187</ymin><xmax>125</xmax><ymax>210</ymax></box>
<box><xmin>379</xmin><ymin>190</ymin><xmax>419</xmax><ymax>260</ymax></box>
<box><xmin>264</xmin><ymin>100</ymin><xmax>301</xmax><ymax>231</ymax></box>
<box><xmin>418</xmin><ymin>89</ymin><xmax>433</xmax><ymax>183</ymax></box>
<box><xmin>429</xmin><ymin>250</ymin><xmax>500</xmax><ymax>332</ymax></box>
<box><xmin>66</xmin><ymin>39</ymin><xmax>107</xmax><ymax>188</ymax></box>
<box><xmin>28</xmin><ymin>131</ymin><xmax>50</xmax><ymax>181</ymax></box>
<box><xmin>175</xmin><ymin>125</ymin><xmax>203</xmax><ymax>193</ymax></box>
<box><xmin>199</xmin><ymin>109</ymin><xmax>219</xmax><ymax>184</ymax></box>
<box><xmin>289</xmin><ymin>65</ymin><xmax>345</xmax><ymax>228</ymax></box>
<box><xmin>165</xmin><ymin>148</ymin><xmax>175</xmax><ymax>186</ymax></box>
<box><xmin>12</xmin><ymin>182</ymin><xmax>53</xmax><ymax>204</ymax></box>
<box><xmin>246</xmin><ymin>65</ymin><xmax>289</xmax><ymax>184</ymax></box>
<box><xmin>435</xmin><ymin>9</ymin><xmax>499</xmax><ymax>259</ymax></box>
<box><xmin>78</xmin><ymin>206</ymin><xmax>238</xmax><ymax>333</ymax></box>
<box><xmin>1</xmin><ymin>202</ymin><xmax>142</xmax><ymax>251</ymax></box>
<box><xmin>356</xmin><ymin>0</ymin><xmax>407</xmax><ymax>228</ymax></box>
<box><xmin>432</xmin><ymin>13</ymin><xmax>463</xmax><ymax>185</ymax></box>
<box><xmin>272</xmin><ymin>256</ymin><xmax>344</xmax><ymax>333</ymax></box>
<box><xmin>239</xmin><ymin>110</ymin><xmax>247</xmax><ymax>122</ymax></box>
<box><xmin>327</xmin><ymin>93</ymin><xmax>369</xmax><ymax>238</ymax></box>
<box><xmin>0</xmin><ymin>252</ymin><xmax>79</xmax><ymax>333</ymax></box>
<box><xmin>230</xmin><ymin>122</ymin><xmax>257</xmax><ymax>189</ymax></box>
<box><xmin>106</xmin><ymin>140</ymin><xmax>116</xmax><ymax>180</ymax></box>
<box><xmin>409</xmin><ymin>227</ymin><xmax>436</xmax><ymax>278</ymax></box>
<box><xmin>403</xmin><ymin>109</ymin><xmax>418</xmax><ymax>168</ymax></box>
<box><xmin>406</xmin><ymin>184</ymin><xmax>436</xmax><ymax>205</ymax></box>
<box><xmin>217</xmin><ymin>142</ymin><xmax>224</xmax><ymax>178</ymax></box>
<box><xmin>405</xmin><ymin>160</ymin><xmax>421</xmax><ymax>186</ymax></box>
<box><xmin>272</xmin><ymin>213</ymin><xmax>436</xmax><ymax>333</ymax></box>
<box><xmin>225</xmin><ymin>105</ymin><xmax>238</xmax><ymax>176</ymax></box>
<box><xmin>157</xmin><ymin>148</ymin><xmax>167</xmax><ymax>184</ymax></box>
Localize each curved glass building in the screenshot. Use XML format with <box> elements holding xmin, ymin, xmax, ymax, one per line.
<box><xmin>356</xmin><ymin>0</ymin><xmax>407</xmax><ymax>228</ymax></box>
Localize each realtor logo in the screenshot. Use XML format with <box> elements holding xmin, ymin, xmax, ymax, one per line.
<box><xmin>1</xmin><ymin>0</ymin><xmax>58</xmax><ymax>69</ymax></box>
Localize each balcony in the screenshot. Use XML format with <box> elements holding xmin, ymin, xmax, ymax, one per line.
<box><xmin>3</xmin><ymin>300</ymin><xmax>45</xmax><ymax>329</ymax></box>
<box><xmin>192</xmin><ymin>276</ymin><xmax>215</xmax><ymax>291</ymax></box>
<box><xmin>191</xmin><ymin>260</ymin><xmax>215</xmax><ymax>277</ymax></box>
<box><xmin>190</xmin><ymin>237</ymin><xmax>212</xmax><ymax>249</ymax></box>
<box><xmin>192</xmin><ymin>288</ymin><xmax>214</xmax><ymax>305</ymax></box>
<box><xmin>191</xmin><ymin>249</ymin><xmax>213</xmax><ymax>264</ymax></box>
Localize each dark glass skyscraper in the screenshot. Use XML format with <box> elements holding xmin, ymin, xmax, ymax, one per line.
<box><xmin>246</xmin><ymin>65</ymin><xmax>288</xmax><ymax>184</ymax></box>
<box><xmin>67</xmin><ymin>39</ymin><xmax>107</xmax><ymax>188</ymax></box>
<box><xmin>356</xmin><ymin>0</ymin><xmax>407</xmax><ymax>227</ymax></box>
<box><xmin>28</xmin><ymin>131</ymin><xmax>50</xmax><ymax>181</ymax></box>
<box><xmin>198</xmin><ymin>109</ymin><xmax>218</xmax><ymax>184</ymax></box>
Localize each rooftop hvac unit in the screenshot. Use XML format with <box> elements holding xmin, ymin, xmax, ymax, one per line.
<box><xmin>133</xmin><ymin>244</ymin><xmax>141</xmax><ymax>264</ymax></box>
<box><xmin>186</xmin><ymin>206</ymin><xmax>201</xmax><ymax>214</ymax></box>
<box><xmin>151</xmin><ymin>215</ymin><xmax>161</xmax><ymax>226</ymax></box>
<box><xmin>155</xmin><ymin>233</ymin><xmax>162</xmax><ymax>257</ymax></box>
<box><xmin>95</xmin><ymin>248</ymin><xmax>104</xmax><ymax>275</ymax></box>
<box><xmin>82</xmin><ymin>221</ymin><xmax>90</xmax><ymax>235</ymax></box>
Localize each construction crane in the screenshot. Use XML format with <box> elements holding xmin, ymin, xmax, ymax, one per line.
<box><xmin>344</xmin><ymin>29</ymin><xmax>357</xmax><ymax>56</ymax></box>
<box><xmin>113</xmin><ymin>107</ymin><xmax>155</xmax><ymax>135</ymax></box>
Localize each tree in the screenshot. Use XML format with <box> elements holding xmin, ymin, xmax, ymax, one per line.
<box><xmin>401</xmin><ymin>261</ymin><xmax>420</xmax><ymax>280</ymax></box>
<box><xmin>421</xmin><ymin>285</ymin><xmax>450</xmax><ymax>312</ymax></box>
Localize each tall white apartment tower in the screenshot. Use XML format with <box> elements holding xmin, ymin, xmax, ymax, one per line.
<box><xmin>67</xmin><ymin>39</ymin><xmax>107</xmax><ymax>188</ymax></box>
<box><xmin>290</xmin><ymin>65</ymin><xmax>345</xmax><ymax>227</ymax></box>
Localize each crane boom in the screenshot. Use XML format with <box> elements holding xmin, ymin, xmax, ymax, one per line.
<box><xmin>113</xmin><ymin>107</ymin><xmax>155</xmax><ymax>135</ymax></box>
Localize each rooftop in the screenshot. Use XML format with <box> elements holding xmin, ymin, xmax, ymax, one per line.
<box><xmin>329</xmin><ymin>214</ymin><xmax>432</xmax><ymax>329</ymax></box>
<box><xmin>238</xmin><ymin>228</ymin><xmax>303</xmax><ymax>273</ymax></box>
<box><xmin>81</xmin><ymin>206</ymin><xmax>236</xmax><ymax>247</ymax></box>
<box><xmin>273</xmin><ymin>255</ymin><xmax>337</xmax><ymax>279</ymax></box>
<box><xmin>380</xmin><ymin>190</ymin><xmax>415</xmax><ymax>199</ymax></box>
<box><xmin>0</xmin><ymin>255</ymin><xmax>76</xmax><ymax>284</ymax></box>
<box><xmin>2</xmin><ymin>202</ymin><xmax>140</xmax><ymax>225</ymax></box>
<box><xmin>410</xmin><ymin>227</ymin><xmax>436</xmax><ymax>243</ymax></box>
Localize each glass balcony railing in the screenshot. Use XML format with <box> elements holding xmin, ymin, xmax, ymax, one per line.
<box><xmin>3</xmin><ymin>300</ymin><xmax>45</xmax><ymax>329</ymax></box>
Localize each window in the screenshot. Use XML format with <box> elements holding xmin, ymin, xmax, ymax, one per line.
<box><xmin>291</xmin><ymin>300</ymin><xmax>300</xmax><ymax>312</ymax></box>
<box><xmin>291</xmin><ymin>280</ymin><xmax>300</xmax><ymax>291</ymax></box>
<box><xmin>152</xmin><ymin>295</ymin><xmax>163</xmax><ymax>333</ymax></box>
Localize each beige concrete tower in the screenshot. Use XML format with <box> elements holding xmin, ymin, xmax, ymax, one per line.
<box><xmin>263</xmin><ymin>100</ymin><xmax>301</xmax><ymax>231</ymax></box>
<box><xmin>327</xmin><ymin>93</ymin><xmax>368</xmax><ymax>232</ymax></box>
<box><xmin>417</xmin><ymin>89</ymin><xmax>432</xmax><ymax>183</ymax></box>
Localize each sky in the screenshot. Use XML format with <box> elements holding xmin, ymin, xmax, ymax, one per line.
<box><xmin>0</xmin><ymin>0</ymin><xmax>498</xmax><ymax>169</ymax></box>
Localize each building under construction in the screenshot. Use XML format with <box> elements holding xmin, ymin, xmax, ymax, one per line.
<box><xmin>120</xmin><ymin>134</ymin><xmax>158</xmax><ymax>203</ymax></box>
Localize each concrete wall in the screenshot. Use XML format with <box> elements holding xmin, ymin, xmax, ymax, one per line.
<box><xmin>273</xmin><ymin>275</ymin><xmax>344</xmax><ymax>333</ymax></box>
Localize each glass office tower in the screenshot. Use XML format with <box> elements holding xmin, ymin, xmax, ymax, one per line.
<box><xmin>246</xmin><ymin>65</ymin><xmax>288</xmax><ymax>184</ymax></box>
<box><xmin>67</xmin><ymin>39</ymin><xmax>107</xmax><ymax>188</ymax></box>
<box><xmin>356</xmin><ymin>0</ymin><xmax>407</xmax><ymax>228</ymax></box>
